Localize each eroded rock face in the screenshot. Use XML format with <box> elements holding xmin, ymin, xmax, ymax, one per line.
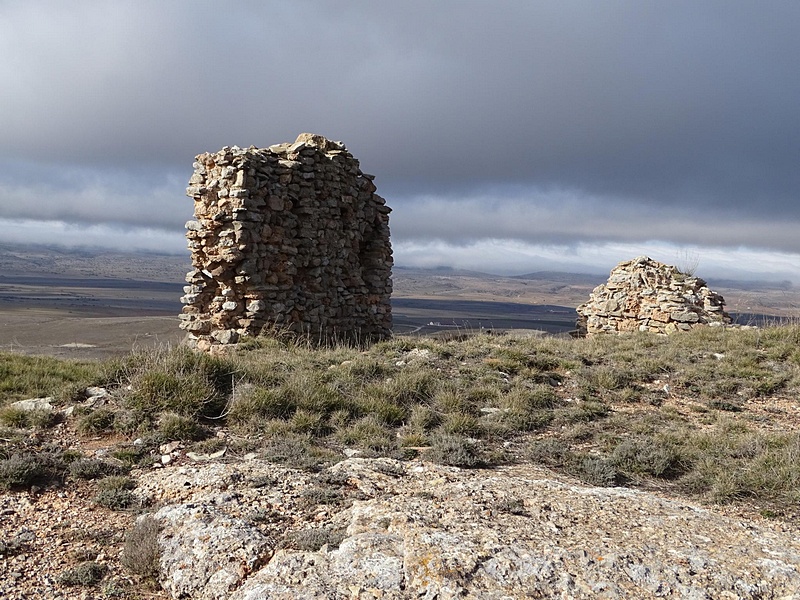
<box><xmin>576</xmin><ymin>256</ymin><xmax>730</xmax><ymax>336</ymax></box>
<box><xmin>180</xmin><ymin>134</ymin><xmax>392</xmax><ymax>350</ymax></box>
<box><xmin>134</xmin><ymin>458</ymin><xmax>800</xmax><ymax>599</ymax></box>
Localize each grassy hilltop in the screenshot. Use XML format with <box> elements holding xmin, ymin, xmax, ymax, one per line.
<box><xmin>2</xmin><ymin>324</ymin><xmax>800</xmax><ymax>519</ymax></box>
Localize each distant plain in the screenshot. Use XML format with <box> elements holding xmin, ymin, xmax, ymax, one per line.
<box><xmin>0</xmin><ymin>244</ymin><xmax>797</xmax><ymax>359</ymax></box>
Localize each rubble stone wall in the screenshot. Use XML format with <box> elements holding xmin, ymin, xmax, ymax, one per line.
<box><xmin>576</xmin><ymin>256</ymin><xmax>730</xmax><ymax>336</ymax></box>
<box><xmin>180</xmin><ymin>133</ymin><xmax>392</xmax><ymax>351</ymax></box>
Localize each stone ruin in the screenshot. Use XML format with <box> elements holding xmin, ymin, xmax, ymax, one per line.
<box><xmin>576</xmin><ymin>256</ymin><xmax>731</xmax><ymax>336</ymax></box>
<box><xmin>179</xmin><ymin>133</ymin><xmax>393</xmax><ymax>351</ymax></box>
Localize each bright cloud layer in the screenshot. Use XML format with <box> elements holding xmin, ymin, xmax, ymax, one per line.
<box><xmin>0</xmin><ymin>1</ymin><xmax>799</xmax><ymax>281</ymax></box>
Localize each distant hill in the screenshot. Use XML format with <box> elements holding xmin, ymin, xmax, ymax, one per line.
<box><xmin>0</xmin><ymin>244</ymin><xmax>797</xmax><ymax>318</ymax></box>
<box><xmin>705</xmin><ymin>278</ymin><xmax>793</xmax><ymax>292</ymax></box>
<box><xmin>511</xmin><ymin>271</ymin><xmax>606</xmax><ymax>285</ymax></box>
<box><xmin>0</xmin><ymin>242</ymin><xmax>189</xmax><ymax>282</ymax></box>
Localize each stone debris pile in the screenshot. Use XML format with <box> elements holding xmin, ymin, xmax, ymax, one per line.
<box><xmin>576</xmin><ymin>256</ymin><xmax>730</xmax><ymax>335</ymax></box>
<box><xmin>180</xmin><ymin>133</ymin><xmax>393</xmax><ymax>351</ymax></box>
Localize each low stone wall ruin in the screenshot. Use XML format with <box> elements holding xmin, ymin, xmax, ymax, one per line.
<box><xmin>576</xmin><ymin>256</ymin><xmax>730</xmax><ymax>335</ymax></box>
<box><xmin>179</xmin><ymin>133</ymin><xmax>392</xmax><ymax>350</ymax></box>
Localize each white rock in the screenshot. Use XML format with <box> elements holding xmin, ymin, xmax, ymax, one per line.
<box><xmin>154</xmin><ymin>504</ymin><xmax>272</xmax><ymax>599</ymax></box>
<box><xmin>11</xmin><ymin>398</ymin><xmax>54</xmax><ymax>412</ymax></box>
<box><xmin>134</xmin><ymin>458</ymin><xmax>800</xmax><ymax>600</ymax></box>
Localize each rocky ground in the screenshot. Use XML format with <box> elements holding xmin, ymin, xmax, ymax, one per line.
<box><xmin>2</xmin><ymin>251</ymin><xmax>800</xmax><ymax>598</ymax></box>
<box><xmin>3</xmin><ymin>423</ymin><xmax>800</xmax><ymax>599</ymax></box>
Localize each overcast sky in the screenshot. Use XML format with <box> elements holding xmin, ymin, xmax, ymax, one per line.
<box><xmin>1</xmin><ymin>1</ymin><xmax>799</xmax><ymax>281</ymax></box>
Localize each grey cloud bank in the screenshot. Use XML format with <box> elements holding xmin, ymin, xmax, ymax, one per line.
<box><xmin>0</xmin><ymin>1</ymin><xmax>799</xmax><ymax>281</ymax></box>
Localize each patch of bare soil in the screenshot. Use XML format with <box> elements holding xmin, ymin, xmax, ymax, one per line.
<box><xmin>0</xmin><ymin>311</ymin><xmax>184</xmax><ymax>361</ymax></box>
<box><xmin>0</xmin><ymin>423</ymin><xmax>170</xmax><ymax>600</ymax></box>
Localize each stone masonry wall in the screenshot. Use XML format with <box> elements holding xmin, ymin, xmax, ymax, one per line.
<box><xmin>180</xmin><ymin>133</ymin><xmax>392</xmax><ymax>351</ymax></box>
<box><xmin>576</xmin><ymin>256</ymin><xmax>730</xmax><ymax>336</ymax></box>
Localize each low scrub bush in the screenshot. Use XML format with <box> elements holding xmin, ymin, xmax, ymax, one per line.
<box><xmin>335</xmin><ymin>416</ymin><xmax>396</xmax><ymax>453</ymax></box>
<box><xmin>573</xmin><ymin>456</ymin><xmax>618</xmax><ymax>487</ymax></box>
<box><xmin>94</xmin><ymin>476</ymin><xmax>136</xmax><ymax>510</ymax></box>
<box><xmin>59</xmin><ymin>561</ymin><xmax>107</xmax><ymax>587</ymax></box>
<box><xmin>555</xmin><ymin>400</ymin><xmax>610</xmax><ymax>424</ymax></box>
<box><xmin>0</xmin><ymin>352</ymin><xmax>103</xmax><ymax>402</ymax></box>
<box><xmin>158</xmin><ymin>412</ymin><xmax>208</xmax><ymax>441</ymax></box>
<box><xmin>118</xmin><ymin>346</ymin><xmax>234</xmax><ymax>419</ymax></box>
<box><xmin>527</xmin><ymin>437</ymin><xmax>571</xmax><ymax>467</ymax></box>
<box><xmin>69</xmin><ymin>458</ymin><xmax>126</xmax><ymax>480</ymax></box>
<box><xmin>261</xmin><ymin>433</ymin><xmax>335</xmax><ymax>471</ymax></box>
<box><xmin>0</xmin><ymin>451</ymin><xmax>66</xmax><ymax>490</ymax></box>
<box><xmin>424</xmin><ymin>434</ymin><xmax>482</xmax><ymax>468</ymax></box>
<box><xmin>0</xmin><ymin>406</ymin><xmax>57</xmax><ymax>429</ymax></box>
<box><xmin>281</xmin><ymin>527</ymin><xmax>346</xmax><ymax>551</ymax></box>
<box><xmin>610</xmin><ymin>438</ymin><xmax>687</xmax><ymax>478</ymax></box>
<box><xmin>3</xmin><ymin>319</ymin><xmax>799</xmax><ymax>518</ymax></box>
<box><xmin>228</xmin><ymin>387</ymin><xmax>298</xmax><ymax>422</ymax></box>
<box><xmin>76</xmin><ymin>408</ymin><xmax>117</xmax><ymax>435</ymax></box>
<box><xmin>121</xmin><ymin>514</ymin><xmax>161</xmax><ymax>581</ymax></box>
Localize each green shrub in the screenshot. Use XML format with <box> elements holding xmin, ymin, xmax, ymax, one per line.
<box><xmin>289</xmin><ymin>409</ymin><xmax>328</xmax><ymax>436</ymax></box>
<box><xmin>125</xmin><ymin>370</ymin><xmax>219</xmax><ymax>418</ymax></box>
<box><xmin>408</xmin><ymin>405</ymin><xmax>440</xmax><ymax>431</ymax></box>
<box><xmin>357</xmin><ymin>394</ymin><xmax>408</xmax><ymax>427</ymax></box>
<box><xmin>111</xmin><ymin>447</ymin><xmax>149</xmax><ymax>468</ymax></box>
<box><xmin>110</xmin><ymin>409</ymin><xmax>153</xmax><ymax>436</ymax></box>
<box><xmin>499</xmin><ymin>408</ymin><xmax>553</xmax><ymax>432</ymax></box>
<box><xmin>432</xmin><ymin>387</ymin><xmax>473</xmax><ymax>415</ymax></box>
<box><xmin>335</xmin><ymin>416</ymin><xmax>395</xmax><ymax>452</ymax></box>
<box><xmin>228</xmin><ymin>387</ymin><xmax>298</xmax><ymax>422</ymax></box>
<box><xmin>76</xmin><ymin>408</ymin><xmax>117</xmax><ymax>435</ymax></box>
<box><xmin>556</xmin><ymin>400</ymin><xmax>610</xmax><ymax>424</ymax></box>
<box><xmin>439</xmin><ymin>412</ymin><xmax>483</xmax><ymax>437</ymax></box>
<box><xmin>527</xmin><ymin>438</ymin><xmax>570</xmax><ymax>467</ymax></box>
<box><xmin>385</xmin><ymin>369</ymin><xmax>438</xmax><ymax>405</ymax></box>
<box><xmin>114</xmin><ymin>345</ymin><xmax>235</xmax><ymax>420</ymax></box>
<box><xmin>261</xmin><ymin>433</ymin><xmax>334</xmax><ymax>471</ymax></box>
<box><xmin>0</xmin><ymin>352</ymin><xmax>104</xmax><ymax>402</ymax></box>
<box><xmin>158</xmin><ymin>412</ymin><xmax>208</xmax><ymax>441</ymax></box>
<box><xmin>0</xmin><ymin>407</ymin><xmax>57</xmax><ymax>429</ymax></box>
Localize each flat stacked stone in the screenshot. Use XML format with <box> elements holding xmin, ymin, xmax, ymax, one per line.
<box><xmin>180</xmin><ymin>133</ymin><xmax>392</xmax><ymax>351</ymax></box>
<box><xmin>576</xmin><ymin>256</ymin><xmax>730</xmax><ymax>336</ymax></box>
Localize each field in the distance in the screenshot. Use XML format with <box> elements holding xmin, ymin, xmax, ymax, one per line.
<box><xmin>0</xmin><ymin>244</ymin><xmax>797</xmax><ymax>358</ymax></box>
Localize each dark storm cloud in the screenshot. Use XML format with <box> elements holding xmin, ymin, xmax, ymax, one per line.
<box><xmin>0</xmin><ymin>0</ymin><xmax>799</xmax><ymax>262</ymax></box>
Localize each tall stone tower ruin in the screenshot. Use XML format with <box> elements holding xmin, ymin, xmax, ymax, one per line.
<box><xmin>180</xmin><ymin>133</ymin><xmax>393</xmax><ymax>351</ymax></box>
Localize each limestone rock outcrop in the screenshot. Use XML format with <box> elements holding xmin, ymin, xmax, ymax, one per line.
<box><xmin>131</xmin><ymin>457</ymin><xmax>800</xmax><ymax>599</ymax></box>
<box><xmin>180</xmin><ymin>134</ymin><xmax>392</xmax><ymax>350</ymax></box>
<box><xmin>576</xmin><ymin>256</ymin><xmax>730</xmax><ymax>336</ymax></box>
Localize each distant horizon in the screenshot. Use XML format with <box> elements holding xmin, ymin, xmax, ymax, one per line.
<box><xmin>2</xmin><ymin>3</ymin><xmax>799</xmax><ymax>291</ymax></box>
<box><xmin>1</xmin><ymin>239</ymin><xmax>795</xmax><ymax>289</ymax></box>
